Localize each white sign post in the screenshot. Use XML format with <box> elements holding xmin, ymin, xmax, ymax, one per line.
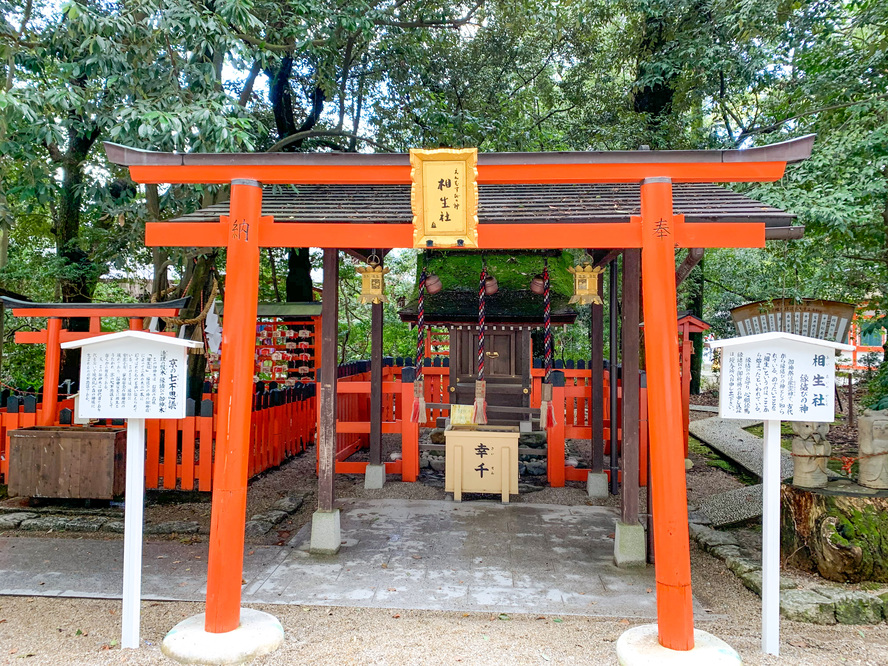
<box><xmin>62</xmin><ymin>331</ymin><xmax>201</xmax><ymax>649</ymax></box>
<box><xmin>708</xmin><ymin>332</ymin><xmax>853</xmax><ymax>656</ymax></box>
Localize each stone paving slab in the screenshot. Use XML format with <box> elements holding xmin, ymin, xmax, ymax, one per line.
<box><xmin>0</xmin><ymin>500</ymin><xmax>708</xmax><ymax>620</ymax></box>
<box><xmin>689</xmin><ymin>416</ymin><xmax>793</xmax><ymax>479</ymax></box>
<box><xmin>699</xmin><ymin>484</ymin><xmax>764</xmax><ymax>528</ymax></box>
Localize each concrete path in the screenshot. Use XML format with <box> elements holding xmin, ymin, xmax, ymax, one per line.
<box><xmin>0</xmin><ymin>499</ymin><xmax>681</xmax><ymax>619</ymax></box>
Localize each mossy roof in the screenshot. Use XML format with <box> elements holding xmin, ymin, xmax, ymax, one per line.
<box><xmin>399</xmin><ymin>289</ymin><xmax>577</xmax><ymax>325</ymax></box>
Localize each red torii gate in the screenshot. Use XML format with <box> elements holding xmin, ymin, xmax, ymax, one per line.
<box><xmin>106</xmin><ymin>135</ymin><xmax>813</xmax><ymax>652</ymax></box>
<box><xmin>1</xmin><ymin>297</ymin><xmax>187</xmax><ymax>426</ymax></box>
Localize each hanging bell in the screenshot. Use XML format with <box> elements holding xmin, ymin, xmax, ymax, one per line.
<box><xmin>484</xmin><ymin>275</ymin><xmax>498</xmax><ymax>295</ymax></box>
<box><xmin>530</xmin><ymin>274</ymin><xmax>545</xmax><ymax>295</ymax></box>
<box><xmin>425</xmin><ymin>273</ymin><xmax>443</xmax><ymax>294</ymax></box>
<box><xmin>567</xmin><ymin>264</ymin><xmax>604</xmax><ymax>305</ymax></box>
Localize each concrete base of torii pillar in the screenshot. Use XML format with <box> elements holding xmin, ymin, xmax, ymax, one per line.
<box><xmin>161</xmin><ymin>609</ymin><xmax>283</xmax><ymax>665</ymax></box>
<box><xmin>616</xmin><ymin>625</ymin><xmax>742</xmax><ymax>665</ymax></box>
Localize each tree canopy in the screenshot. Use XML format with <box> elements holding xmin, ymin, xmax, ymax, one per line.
<box><xmin>0</xmin><ymin>0</ymin><xmax>885</xmax><ymax>384</ymax></box>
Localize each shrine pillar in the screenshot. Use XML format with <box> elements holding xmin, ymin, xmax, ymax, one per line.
<box><xmin>205</xmin><ymin>180</ymin><xmax>263</xmax><ymax>633</ymax></box>
<box><xmin>638</xmin><ymin>177</ymin><xmax>694</xmax><ymax>650</ymax></box>
<box><xmin>38</xmin><ymin>317</ymin><xmax>62</xmax><ymax>426</ymax></box>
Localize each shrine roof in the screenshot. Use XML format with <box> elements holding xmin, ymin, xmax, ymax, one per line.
<box><xmin>106</xmin><ymin>136</ymin><xmax>814</xmax><ymax>168</ymax></box>
<box><xmin>168</xmin><ymin>183</ymin><xmax>801</xmax><ymax>239</ymax></box>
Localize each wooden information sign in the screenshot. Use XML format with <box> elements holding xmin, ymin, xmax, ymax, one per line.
<box><xmin>410</xmin><ymin>148</ymin><xmax>479</xmax><ymax>249</ymax></box>
<box><xmin>444</xmin><ymin>426</ymin><xmax>519</xmax><ymax>502</ymax></box>
<box><xmin>709</xmin><ymin>332</ymin><xmax>853</xmax><ymax>656</ymax></box>
<box><xmin>62</xmin><ymin>331</ymin><xmax>201</xmax><ymax>650</ymax></box>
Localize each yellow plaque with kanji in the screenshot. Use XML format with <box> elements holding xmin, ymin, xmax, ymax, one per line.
<box><xmin>410</xmin><ymin>148</ymin><xmax>479</xmax><ymax>249</ymax></box>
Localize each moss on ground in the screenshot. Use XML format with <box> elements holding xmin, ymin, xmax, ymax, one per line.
<box><xmin>688</xmin><ymin>436</ymin><xmax>758</xmax><ymax>485</ymax></box>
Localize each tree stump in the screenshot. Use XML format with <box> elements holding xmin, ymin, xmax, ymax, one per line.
<box><xmin>782</xmin><ymin>480</ymin><xmax>888</xmax><ymax>583</ymax></box>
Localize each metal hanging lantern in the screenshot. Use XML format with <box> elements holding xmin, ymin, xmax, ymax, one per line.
<box><xmin>567</xmin><ymin>264</ymin><xmax>604</xmax><ymax>305</ymax></box>
<box><xmin>356</xmin><ymin>256</ymin><xmax>390</xmax><ymax>305</ymax></box>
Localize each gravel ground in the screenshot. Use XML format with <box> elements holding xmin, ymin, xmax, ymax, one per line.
<box><xmin>2</xmin><ymin>542</ymin><xmax>887</xmax><ymax>665</ymax></box>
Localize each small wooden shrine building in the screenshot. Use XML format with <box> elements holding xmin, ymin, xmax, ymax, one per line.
<box><xmin>105</xmin><ymin>136</ymin><xmax>812</xmax><ymax>652</ymax></box>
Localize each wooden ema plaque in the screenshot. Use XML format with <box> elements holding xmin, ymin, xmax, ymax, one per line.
<box><xmin>410</xmin><ymin>148</ymin><xmax>479</xmax><ymax>249</ymax></box>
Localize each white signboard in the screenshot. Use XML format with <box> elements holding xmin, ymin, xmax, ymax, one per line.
<box><xmin>64</xmin><ymin>331</ymin><xmax>197</xmax><ymax>420</ymax></box>
<box><xmin>61</xmin><ymin>330</ymin><xmax>201</xmax><ymax>650</ymax></box>
<box><xmin>718</xmin><ymin>337</ymin><xmax>837</xmax><ymax>422</ymax></box>
<box><xmin>709</xmin><ymin>331</ymin><xmax>854</xmax><ymax>657</ymax></box>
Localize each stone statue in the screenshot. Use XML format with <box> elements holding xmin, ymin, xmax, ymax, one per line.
<box><xmin>791</xmin><ymin>421</ymin><xmax>830</xmax><ymax>488</ymax></box>
<box><xmin>858</xmin><ymin>410</ymin><xmax>888</xmax><ymax>489</ymax></box>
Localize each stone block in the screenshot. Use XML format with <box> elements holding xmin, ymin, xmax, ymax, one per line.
<box><xmin>245</xmin><ymin>520</ymin><xmax>273</xmax><ymax>538</ymax></box>
<box><xmin>271</xmin><ymin>495</ymin><xmax>304</xmax><ymax>514</ymax></box>
<box><xmin>813</xmin><ymin>588</ymin><xmax>883</xmax><ymax>625</ymax></box>
<box><xmin>738</xmin><ymin>570</ymin><xmax>797</xmax><ymax>595</ymax></box>
<box><xmin>19</xmin><ymin>516</ymin><xmax>70</xmax><ymax>531</ymax></box>
<box><xmin>364</xmin><ymin>463</ymin><xmax>386</xmax><ymax>490</ymax></box>
<box><xmin>779</xmin><ymin>589</ymin><xmax>836</xmax><ymax>625</ymax></box>
<box><xmin>64</xmin><ymin>516</ymin><xmax>108</xmax><ymax>532</ymax></box>
<box><xmin>309</xmin><ymin>509</ymin><xmax>341</xmax><ymax>555</ymax></box>
<box><xmin>430</xmin><ymin>429</ymin><xmax>447</xmax><ymax>445</ymax></box>
<box><xmin>724</xmin><ymin>555</ymin><xmax>760</xmax><ymax>577</ymax></box>
<box><xmin>709</xmin><ymin>544</ymin><xmax>742</xmax><ymax>560</ymax></box>
<box><xmin>0</xmin><ymin>512</ymin><xmax>37</xmax><ymax>530</ymax></box>
<box><xmin>587</xmin><ymin>472</ymin><xmax>608</xmax><ymax>499</ymax></box>
<box><xmin>613</xmin><ymin>521</ymin><xmax>646</xmax><ymax>567</ymax></box>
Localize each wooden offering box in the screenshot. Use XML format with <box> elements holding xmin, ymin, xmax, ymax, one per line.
<box><xmin>8</xmin><ymin>427</ymin><xmax>126</xmax><ymax>499</ymax></box>
<box><xmin>445</xmin><ymin>426</ymin><xmax>519</xmax><ymax>502</ymax></box>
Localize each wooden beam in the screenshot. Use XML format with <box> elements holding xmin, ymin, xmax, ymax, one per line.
<box><xmin>621</xmin><ymin>249</ymin><xmax>641</xmax><ymax>525</ymax></box>
<box><xmin>317</xmin><ymin>249</ymin><xmax>339</xmax><ymax>513</ymax></box>
<box><xmin>127</xmin><ymin>161</ymin><xmax>790</xmax><ymax>186</ymax></box>
<box><xmin>609</xmin><ymin>259</ymin><xmax>620</xmax><ymax>495</ymax></box>
<box><xmin>675</xmin><ymin>248</ymin><xmax>704</xmax><ymax>286</ymax></box>
<box><xmin>589</xmin><ymin>249</ymin><xmax>623</xmax><ymax>271</ymax></box>
<box><xmin>204</xmin><ymin>180</ymin><xmax>263</xmax><ymax>633</ymax></box>
<box><xmin>638</xmin><ymin>180</ymin><xmax>695</xmax><ymax>650</ymax></box>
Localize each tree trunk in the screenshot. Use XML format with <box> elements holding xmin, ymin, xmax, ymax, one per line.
<box><xmin>782</xmin><ymin>483</ymin><xmax>888</xmax><ymax>582</ymax></box>
<box><xmin>286</xmin><ymin>248</ymin><xmax>313</xmax><ymax>302</ymax></box>
<box><xmin>179</xmin><ymin>253</ymin><xmax>218</xmax><ymax>401</ymax></box>
<box><xmin>57</xmin><ymin>160</ymin><xmax>98</xmax><ymax>384</ymax></box>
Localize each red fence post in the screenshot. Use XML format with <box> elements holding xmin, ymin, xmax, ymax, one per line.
<box><xmin>547</xmin><ymin>371</ymin><xmax>566</xmax><ymax>487</ymax></box>
<box><xmin>400</xmin><ymin>367</ymin><xmax>419</xmax><ymax>482</ymax></box>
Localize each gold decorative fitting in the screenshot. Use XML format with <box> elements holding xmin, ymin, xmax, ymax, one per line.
<box><xmin>356</xmin><ymin>264</ymin><xmax>390</xmax><ymax>305</ymax></box>
<box><xmin>567</xmin><ymin>264</ymin><xmax>604</xmax><ymax>305</ymax></box>
<box><xmin>410</xmin><ymin>148</ymin><xmax>479</xmax><ymax>249</ymax></box>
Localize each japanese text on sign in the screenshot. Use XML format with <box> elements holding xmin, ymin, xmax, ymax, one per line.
<box><xmin>720</xmin><ymin>339</ymin><xmax>836</xmax><ymax>422</ymax></box>
<box><xmin>78</xmin><ymin>346</ymin><xmax>188</xmax><ymax>419</ymax></box>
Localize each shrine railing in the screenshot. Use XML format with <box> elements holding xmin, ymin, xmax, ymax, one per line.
<box><xmin>0</xmin><ymin>383</ymin><xmax>317</xmax><ymax>492</ymax></box>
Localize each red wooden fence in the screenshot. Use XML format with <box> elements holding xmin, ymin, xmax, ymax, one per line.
<box><xmin>0</xmin><ymin>384</ymin><xmax>316</xmax><ymax>492</ymax></box>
